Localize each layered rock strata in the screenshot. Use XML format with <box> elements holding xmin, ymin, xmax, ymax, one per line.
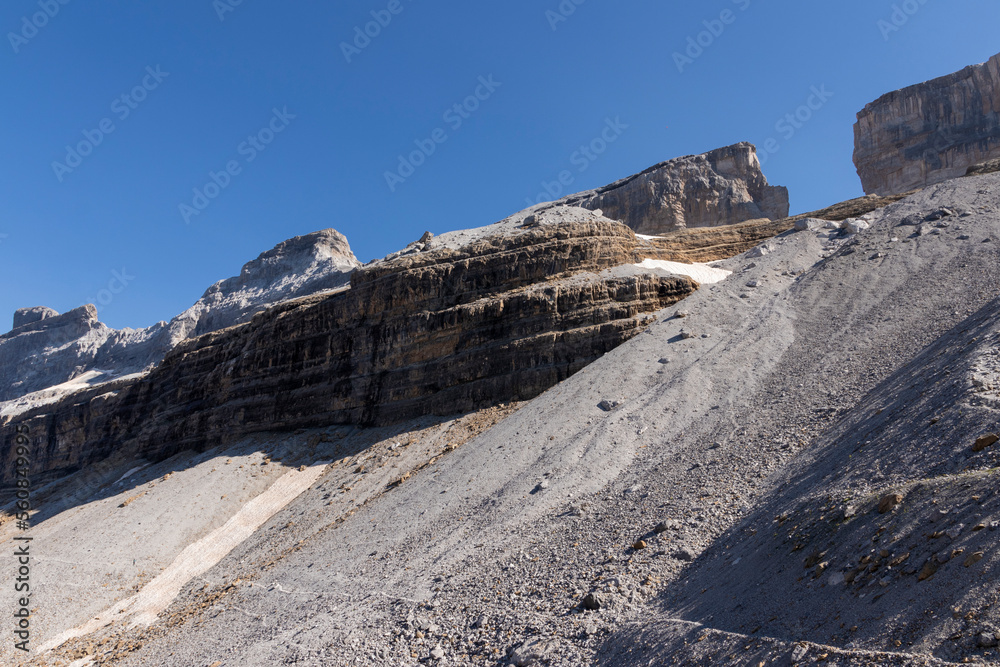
<box><xmin>0</xmin><ymin>217</ymin><xmax>694</xmax><ymax>489</ymax></box>
<box><xmin>553</xmin><ymin>142</ymin><xmax>789</xmax><ymax>234</ymax></box>
<box><xmin>0</xmin><ymin>229</ymin><xmax>359</xmax><ymax>403</ymax></box>
<box><xmin>854</xmin><ymin>52</ymin><xmax>1000</xmax><ymax>195</ymax></box>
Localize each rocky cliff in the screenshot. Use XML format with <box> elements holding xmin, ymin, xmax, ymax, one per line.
<box><xmin>0</xmin><ymin>212</ymin><xmax>695</xmax><ymax>488</ymax></box>
<box><xmin>554</xmin><ymin>142</ymin><xmax>789</xmax><ymax>234</ymax></box>
<box><xmin>0</xmin><ymin>229</ymin><xmax>359</xmax><ymax>403</ymax></box>
<box><xmin>854</xmin><ymin>52</ymin><xmax>1000</xmax><ymax>195</ymax></box>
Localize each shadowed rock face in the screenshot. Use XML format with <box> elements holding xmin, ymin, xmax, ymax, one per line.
<box><xmin>553</xmin><ymin>142</ymin><xmax>790</xmax><ymax>234</ymax></box>
<box><xmin>854</xmin><ymin>52</ymin><xmax>1000</xmax><ymax>196</ymax></box>
<box><xmin>0</xmin><ymin>217</ymin><xmax>695</xmax><ymax>489</ymax></box>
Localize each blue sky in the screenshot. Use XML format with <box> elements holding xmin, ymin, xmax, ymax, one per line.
<box><xmin>2</xmin><ymin>1</ymin><xmax>998</xmax><ymax>330</ymax></box>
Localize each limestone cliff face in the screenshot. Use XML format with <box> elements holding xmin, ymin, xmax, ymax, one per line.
<box><xmin>0</xmin><ymin>217</ymin><xmax>694</xmax><ymax>488</ymax></box>
<box><xmin>555</xmin><ymin>143</ymin><xmax>789</xmax><ymax>234</ymax></box>
<box><xmin>854</xmin><ymin>52</ymin><xmax>1000</xmax><ymax>195</ymax></box>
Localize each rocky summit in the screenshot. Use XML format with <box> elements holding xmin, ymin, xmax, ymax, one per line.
<box><xmin>555</xmin><ymin>142</ymin><xmax>789</xmax><ymax>235</ymax></box>
<box><xmin>5</xmin><ymin>56</ymin><xmax>1000</xmax><ymax>667</ymax></box>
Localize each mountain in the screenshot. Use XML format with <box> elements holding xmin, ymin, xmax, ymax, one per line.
<box><xmin>4</xmin><ymin>56</ymin><xmax>1000</xmax><ymax>667</ymax></box>
<box><xmin>0</xmin><ymin>229</ymin><xmax>359</xmax><ymax>407</ymax></box>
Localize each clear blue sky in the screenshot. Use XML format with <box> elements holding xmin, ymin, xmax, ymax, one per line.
<box><xmin>2</xmin><ymin>1</ymin><xmax>998</xmax><ymax>330</ymax></box>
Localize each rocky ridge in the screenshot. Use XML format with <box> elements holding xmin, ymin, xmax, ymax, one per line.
<box><xmin>552</xmin><ymin>142</ymin><xmax>789</xmax><ymax>235</ymax></box>
<box><xmin>0</xmin><ymin>210</ymin><xmax>696</xmax><ymax>489</ymax></box>
<box><xmin>0</xmin><ymin>229</ymin><xmax>359</xmax><ymax>404</ymax></box>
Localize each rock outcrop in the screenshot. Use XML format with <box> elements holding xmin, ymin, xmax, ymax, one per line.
<box><xmin>0</xmin><ymin>229</ymin><xmax>359</xmax><ymax>403</ymax></box>
<box><xmin>553</xmin><ymin>142</ymin><xmax>789</xmax><ymax>234</ymax></box>
<box><xmin>0</xmin><ymin>213</ymin><xmax>695</xmax><ymax>488</ymax></box>
<box><xmin>12</xmin><ymin>306</ymin><xmax>58</xmax><ymax>330</ymax></box>
<box><xmin>854</xmin><ymin>52</ymin><xmax>1000</xmax><ymax>195</ymax></box>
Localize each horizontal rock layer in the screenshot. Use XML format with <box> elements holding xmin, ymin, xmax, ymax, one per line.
<box><xmin>0</xmin><ymin>219</ymin><xmax>694</xmax><ymax>489</ymax></box>
<box><xmin>854</xmin><ymin>52</ymin><xmax>1000</xmax><ymax>195</ymax></box>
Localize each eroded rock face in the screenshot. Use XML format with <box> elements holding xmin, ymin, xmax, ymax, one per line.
<box><xmin>554</xmin><ymin>142</ymin><xmax>789</xmax><ymax>235</ymax></box>
<box><xmin>0</xmin><ymin>216</ymin><xmax>695</xmax><ymax>488</ymax></box>
<box><xmin>854</xmin><ymin>52</ymin><xmax>1000</xmax><ymax>195</ymax></box>
<box><xmin>12</xmin><ymin>306</ymin><xmax>58</xmax><ymax>330</ymax></box>
<box><xmin>0</xmin><ymin>229</ymin><xmax>359</xmax><ymax>403</ymax></box>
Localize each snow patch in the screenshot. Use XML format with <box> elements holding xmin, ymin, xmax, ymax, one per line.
<box><xmin>633</xmin><ymin>259</ymin><xmax>732</xmax><ymax>284</ymax></box>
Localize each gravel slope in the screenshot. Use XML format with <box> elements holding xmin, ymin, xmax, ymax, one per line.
<box><xmin>18</xmin><ymin>172</ymin><xmax>1000</xmax><ymax>666</ymax></box>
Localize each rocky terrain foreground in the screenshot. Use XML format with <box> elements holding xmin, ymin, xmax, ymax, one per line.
<box><xmin>4</xmin><ymin>53</ymin><xmax>1000</xmax><ymax>667</ymax></box>
<box><xmin>0</xmin><ymin>167</ymin><xmax>994</xmax><ymax>666</ymax></box>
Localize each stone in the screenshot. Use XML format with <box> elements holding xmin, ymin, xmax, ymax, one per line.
<box><xmin>657</xmin><ymin>358</ymin><xmax>670</xmax><ymax>365</ymax></box>
<box><xmin>790</xmin><ymin>644</ymin><xmax>809</xmax><ymax>662</ymax></box>
<box><xmin>747</xmin><ymin>245</ymin><xmax>771</xmax><ymax>259</ymax></box>
<box><xmin>930</xmin><ymin>508</ymin><xmax>950</xmax><ymax>523</ymax></box>
<box><xmin>925</xmin><ymin>208</ymin><xmax>954</xmax><ymax>221</ymax></box>
<box><xmin>878</xmin><ymin>493</ymin><xmax>903</xmax><ymax>514</ymax></box>
<box><xmin>418</xmin><ymin>231</ymin><xmax>434</xmax><ymax>244</ymax></box>
<box><xmin>946</xmin><ymin>524</ymin><xmax>965</xmax><ymax>540</ymax></box>
<box><xmin>598</xmin><ymin>400</ymin><xmax>621</xmax><ymax>412</ymax></box>
<box><xmin>843</xmin><ymin>219</ymin><xmax>871</xmax><ymax>234</ymax></box>
<box><xmin>973</xmin><ymin>433</ymin><xmax>999</xmax><ymax>452</ymax></box>
<box><xmin>964</xmin><ymin>552</ymin><xmax>984</xmax><ymax>568</ymax></box>
<box><xmin>854</xmin><ymin>52</ymin><xmax>1000</xmax><ymax>195</ymax></box>
<box><xmin>580</xmin><ymin>593</ymin><xmax>602</xmax><ymax>611</ymax></box>
<box><xmin>429</xmin><ymin>646</ymin><xmax>445</xmax><ymax>660</ymax></box>
<box><xmin>794</xmin><ymin>217</ymin><xmax>824</xmax><ymax>232</ymax></box>
<box><xmin>510</xmin><ymin>637</ymin><xmax>560</xmax><ymax>666</ymax></box>
<box><xmin>918</xmin><ymin>560</ymin><xmax>939</xmax><ymax>582</ymax></box>
<box><xmin>555</xmin><ymin>142</ymin><xmax>789</xmax><ymax>235</ymax></box>
<box><xmin>978</xmin><ymin>632</ymin><xmax>999</xmax><ymax>648</ymax></box>
<box><xmin>632</xmin><ymin>540</ymin><xmax>648</xmax><ymax>550</ymax></box>
<box><xmin>653</xmin><ymin>522</ymin><xmax>669</xmax><ymax>534</ymax></box>
<box><xmin>824</xmin><ymin>220</ymin><xmax>843</xmax><ymax>230</ymax></box>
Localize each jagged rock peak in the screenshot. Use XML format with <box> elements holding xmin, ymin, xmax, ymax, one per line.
<box><xmin>854</xmin><ymin>52</ymin><xmax>1000</xmax><ymax>195</ymax></box>
<box><xmin>551</xmin><ymin>142</ymin><xmax>790</xmax><ymax>235</ymax></box>
<box><xmin>12</xmin><ymin>306</ymin><xmax>59</xmax><ymax>331</ymax></box>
